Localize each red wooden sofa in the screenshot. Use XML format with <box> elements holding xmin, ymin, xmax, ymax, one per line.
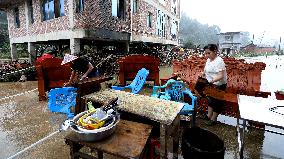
<box><xmin>117</xmin><ymin>54</ymin><xmax>160</xmax><ymax>86</ymax></box>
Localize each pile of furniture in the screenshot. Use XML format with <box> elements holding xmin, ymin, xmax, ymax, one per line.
<box><xmin>170</xmin><ymin>55</ymin><xmax>270</xmax><ymax>118</ymax></box>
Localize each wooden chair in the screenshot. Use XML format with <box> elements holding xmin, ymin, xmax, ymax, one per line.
<box><xmin>117</xmin><ymin>54</ymin><xmax>160</xmax><ymax>86</ymax></box>
<box><xmin>35</xmin><ymin>58</ymin><xmax>71</xmax><ymax>101</ymax></box>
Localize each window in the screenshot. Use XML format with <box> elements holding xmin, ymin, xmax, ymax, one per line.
<box><xmin>14</xmin><ymin>7</ymin><xmax>20</xmax><ymax>28</ymax></box>
<box><xmin>112</xmin><ymin>0</ymin><xmax>125</xmax><ymax>19</ymax></box>
<box><xmin>43</xmin><ymin>0</ymin><xmax>54</xmax><ymax>20</ymax></box>
<box><xmin>28</xmin><ymin>0</ymin><xmax>34</xmax><ymax>24</ymax></box>
<box><xmin>171</xmin><ymin>20</ymin><xmax>178</xmax><ymax>39</ymax></box>
<box><xmin>147</xmin><ymin>12</ymin><xmax>152</xmax><ymax>28</ymax></box>
<box><xmin>133</xmin><ymin>0</ymin><xmax>138</xmax><ymax>13</ymax></box>
<box><xmin>42</xmin><ymin>0</ymin><xmax>64</xmax><ymax>21</ymax></box>
<box><xmin>55</xmin><ymin>0</ymin><xmax>65</xmax><ymax>17</ymax></box>
<box><xmin>76</xmin><ymin>0</ymin><xmax>84</xmax><ymax>13</ymax></box>
<box><xmin>112</xmin><ymin>0</ymin><xmax>118</xmax><ymax>16</ymax></box>
<box><xmin>225</xmin><ymin>35</ymin><xmax>232</xmax><ymax>41</ymax></box>
<box><xmin>171</xmin><ymin>0</ymin><xmax>177</xmax><ymax>14</ymax></box>
<box><xmin>156</xmin><ymin>10</ymin><xmax>165</xmax><ymax>37</ymax></box>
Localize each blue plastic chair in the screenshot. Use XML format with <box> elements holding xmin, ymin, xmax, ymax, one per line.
<box><xmin>112</xmin><ymin>68</ymin><xmax>149</xmax><ymax>94</ymax></box>
<box><xmin>48</xmin><ymin>87</ymin><xmax>77</xmax><ymax>118</ymax></box>
<box><xmin>151</xmin><ymin>79</ymin><xmax>197</xmax><ymax>125</ymax></box>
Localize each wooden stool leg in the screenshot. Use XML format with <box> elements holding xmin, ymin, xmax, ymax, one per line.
<box><xmin>160</xmin><ymin>124</ymin><xmax>167</xmax><ymax>159</ymax></box>
<box><xmin>65</xmin><ymin>139</ymin><xmax>83</xmax><ymax>159</ymax></box>
<box><xmin>172</xmin><ymin>119</ymin><xmax>180</xmax><ymax>159</ymax></box>
<box><xmin>97</xmin><ymin>151</ymin><xmax>103</xmax><ymax>159</ymax></box>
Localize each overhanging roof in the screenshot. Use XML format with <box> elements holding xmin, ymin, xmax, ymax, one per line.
<box><xmin>0</xmin><ymin>0</ymin><xmax>23</xmax><ymax>10</ymax></box>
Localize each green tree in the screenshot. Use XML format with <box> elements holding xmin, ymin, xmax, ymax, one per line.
<box><xmin>184</xmin><ymin>40</ymin><xmax>195</xmax><ymax>48</ymax></box>
<box><xmin>179</xmin><ymin>12</ymin><xmax>221</xmax><ymax>47</ymax></box>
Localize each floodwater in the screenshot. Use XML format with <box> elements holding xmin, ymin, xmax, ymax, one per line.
<box><xmin>0</xmin><ymin>55</ymin><xmax>284</xmax><ymax>159</ymax></box>
<box><xmin>0</xmin><ymin>82</ymin><xmax>70</xmax><ymax>159</ymax></box>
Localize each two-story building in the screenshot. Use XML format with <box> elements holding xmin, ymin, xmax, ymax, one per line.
<box><xmin>0</xmin><ymin>0</ymin><xmax>180</xmax><ymax>62</ymax></box>
<box><xmin>218</xmin><ymin>32</ymin><xmax>242</xmax><ymax>55</ymax></box>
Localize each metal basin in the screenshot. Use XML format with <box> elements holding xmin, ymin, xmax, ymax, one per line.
<box><xmin>70</xmin><ymin>111</ymin><xmax>120</xmax><ymax>142</ymax></box>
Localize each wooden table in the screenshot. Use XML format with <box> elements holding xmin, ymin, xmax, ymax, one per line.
<box><xmin>83</xmin><ymin>89</ymin><xmax>184</xmax><ymax>159</ymax></box>
<box><xmin>65</xmin><ymin>120</ymin><xmax>153</xmax><ymax>159</ymax></box>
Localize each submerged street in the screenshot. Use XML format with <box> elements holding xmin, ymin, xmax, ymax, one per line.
<box><xmin>0</xmin><ymin>55</ymin><xmax>284</xmax><ymax>159</ymax></box>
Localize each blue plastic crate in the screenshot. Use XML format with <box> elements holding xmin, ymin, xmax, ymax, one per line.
<box><xmin>48</xmin><ymin>87</ymin><xmax>77</xmax><ymax>118</ymax></box>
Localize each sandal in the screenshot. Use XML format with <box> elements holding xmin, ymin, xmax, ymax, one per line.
<box><xmin>199</xmin><ymin>113</ymin><xmax>210</xmax><ymax>120</ymax></box>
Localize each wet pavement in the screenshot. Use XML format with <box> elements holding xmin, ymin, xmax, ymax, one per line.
<box><xmin>0</xmin><ymin>82</ymin><xmax>70</xmax><ymax>159</ymax></box>
<box><xmin>0</xmin><ymin>56</ymin><xmax>284</xmax><ymax>159</ymax></box>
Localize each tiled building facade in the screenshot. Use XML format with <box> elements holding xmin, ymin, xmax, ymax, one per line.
<box><xmin>0</xmin><ymin>0</ymin><xmax>180</xmax><ymax>61</ymax></box>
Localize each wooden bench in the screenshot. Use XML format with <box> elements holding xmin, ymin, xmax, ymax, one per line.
<box><xmin>169</xmin><ymin>56</ymin><xmax>271</xmax><ymax>118</ymax></box>
<box><xmin>117</xmin><ymin>54</ymin><xmax>160</xmax><ymax>86</ymax></box>
<box><xmin>65</xmin><ymin>120</ymin><xmax>153</xmax><ymax>159</ymax></box>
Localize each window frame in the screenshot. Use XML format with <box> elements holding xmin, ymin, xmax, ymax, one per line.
<box><xmin>171</xmin><ymin>0</ymin><xmax>177</xmax><ymax>14</ymax></box>
<box><xmin>112</xmin><ymin>0</ymin><xmax>126</xmax><ymax>19</ymax></box>
<box><xmin>42</xmin><ymin>0</ymin><xmax>65</xmax><ymax>21</ymax></box>
<box><xmin>147</xmin><ymin>12</ymin><xmax>152</xmax><ymax>28</ymax></box>
<box><xmin>133</xmin><ymin>0</ymin><xmax>138</xmax><ymax>13</ymax></box>
<box><xmin>14</xmin><ymin>7</ymin><xmax>20</xmax><ymax>28</ymax></box>
<box><xmin>76</xmin><ymin>0</ymin><xmax>84</xmax><ymax>13</ymax></box>
<box><xmin>225</xmin><ymin>35</ymin><xmax>233</xmax><ymax>41</ymax></box>
<box><xmin>156</xmin><ymin>10</ymin><xmax>165</xmax><ymax>37</ymax></box>
<box><xmin>28</xmin><ymin>0</ymin><xmax>34</xmax><ymax>24</ymax></box>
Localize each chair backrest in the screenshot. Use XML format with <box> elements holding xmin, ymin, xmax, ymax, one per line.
<box><xmin>129</xmin><ymin>68</ymin><xmax>149</xmax><ymax>94</ymax></box>
<box><xmin>165</xmin><ymin>79</ymin><xmax>187</xmax><ymax>102</ymax></box>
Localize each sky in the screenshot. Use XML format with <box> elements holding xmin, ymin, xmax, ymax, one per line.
<box><xmin>180</xmin><ymin>0</ymin><xmax>284</xmax><ymax>45</ymax></box>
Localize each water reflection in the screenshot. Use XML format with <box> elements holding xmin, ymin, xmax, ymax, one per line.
<box><xmin>242</xmin><ymin>55</ymin><xmax>284</xmax><ymax>158</ymax></box>
<box><xmin>0</xmin><ymin>82</ymin><xmax>68</xmax><ymax>159</ymax></box>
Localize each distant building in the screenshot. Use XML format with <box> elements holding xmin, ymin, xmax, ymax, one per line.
<box><xmin>218</xmin><ymin>32</ymin><xmax>242</xmax><ymax>55</ymax></box>
<box><xmin>240</xmin><ymin>43</ymin><xmax>275</xmax><ymax>54</ymax></box>
<box><xmin>0</xmin><ymin>0</ymin><xmax>180</xmax><ymax>62</ymax></box>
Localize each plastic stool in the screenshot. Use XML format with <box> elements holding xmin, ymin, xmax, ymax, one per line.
<box><xmin>48</xmin><ymin>87</ymin><xmax>77</xmax><ymax>118</ymax></box>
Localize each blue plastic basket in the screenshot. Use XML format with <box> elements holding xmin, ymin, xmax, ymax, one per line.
<box><xmin>48</xmin><ymin>87</ymin><xmax>77</xmax><ymax>118</ymax></box>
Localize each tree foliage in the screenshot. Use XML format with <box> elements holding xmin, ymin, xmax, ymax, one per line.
<box><xmin>179</xmin><ymin>12</ymin><xmax>221</xmax><ymax>48</ymax></box>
